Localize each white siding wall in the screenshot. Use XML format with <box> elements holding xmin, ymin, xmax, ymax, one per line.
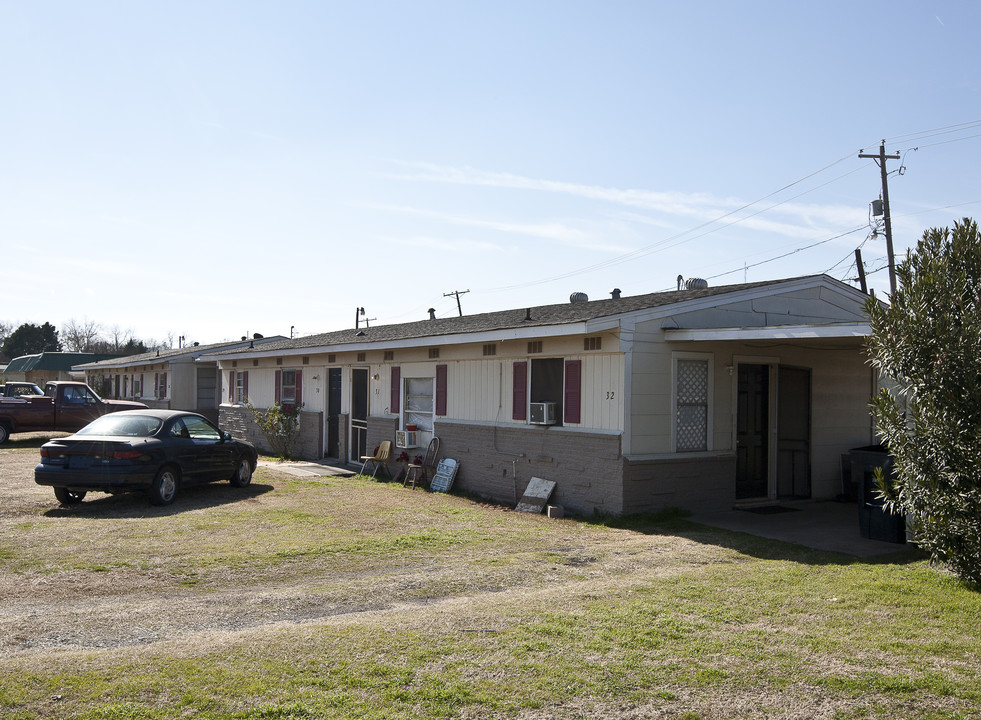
<box><xmin>383</xmin><ymin>354</ymin><xmax>624</xmax><ymax>431</ymax></box>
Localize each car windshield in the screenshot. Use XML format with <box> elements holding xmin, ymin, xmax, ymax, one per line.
<box><xmin>77</xmin><ymin>414</ymin><xmax>162</xmax><ymax>437</ymax></box>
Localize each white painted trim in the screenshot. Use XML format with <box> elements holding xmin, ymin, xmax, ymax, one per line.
<box><xmin>664</xmin><ymin>322</ymin><xmax>870</xmax><ymax>342</ymax></box>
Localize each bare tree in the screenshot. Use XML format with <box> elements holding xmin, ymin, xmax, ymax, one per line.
<box><xmin>62</xmin><ymin>318</ymin><xmax>104</xmax><ymax>352</ymax></box>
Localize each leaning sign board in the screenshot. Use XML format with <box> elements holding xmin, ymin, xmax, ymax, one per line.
<box><xmin>429</xmin><ymin>458</ymin><xmax>459</xmax><ymax>493</ymax></box>
<box><xmin>515</xmin><ymin>477</ymin><xmax>556</xmax><ymax>513</ymax></box>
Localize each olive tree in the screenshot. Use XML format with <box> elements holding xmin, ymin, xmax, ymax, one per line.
<box><xmin>866</xmin><ymin>218</ymin><xmax>981</xmax><ymax>584</ymax></box>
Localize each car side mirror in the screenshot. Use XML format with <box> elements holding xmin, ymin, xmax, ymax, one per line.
<box><xmin>222</xmin><ymin>431</ymin><xmax>233</xmax><ymax>442</ymax></box>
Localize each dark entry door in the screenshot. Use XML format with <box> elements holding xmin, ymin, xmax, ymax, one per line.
<box><xmin>326</xmin><ymin>368</ymin><xmax>342</xmax><ymax>458</ymax></box>
<box><xmin>350</xmin><ymin>368</ymin><xmax>369</xmax><ymax>463</ymax></box>
<box><xmin>777</xmin><ymin>366</ymin><xmax>811</xmax><ymax>498</ymax></box>
<box><xmin>737</xmin><ymin>364</ymin><xmax>769</xmax><ymax>499</ymax></box>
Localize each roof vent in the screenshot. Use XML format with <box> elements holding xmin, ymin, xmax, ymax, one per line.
<box><xmin>523</xmin><ymin>308</ymin><xmax>532</xmax><ymax>322</ymax></box>
<box><xmin>253</xmin><ymin>333</ymin><xmax>263</xmax><ymax>339</ymax></box>
<box><xmin>570</xmin><ymin>291</ymin><xmax>589</xmax><ymax>303</ymax></box>
<box><xmin>428</xmin><ymin>308</ymin><xmax>436</xmax><ymax>320</ymax></box>
<box><xmin>610</xmin><ymin>288</ymin><xmax>621</xmax><ymax>300</ymax></box>
<box><xmin>685</xmin><ymin>277</ymin><xmax>709</xmax><ymax>290</ymax></box>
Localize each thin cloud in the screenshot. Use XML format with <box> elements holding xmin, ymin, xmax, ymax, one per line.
<box><xmin>387</xmin><ymin>161</ymin><xmax>865</xmax><ymax>241</ymax></box>
<box><xmin>360</xmin><ymin>202</ymin><xmax>631</xmax><ymax>252</ymax></box>
<box><xmin>388</xmin><ymin>162</ymin><xmax>720</xmax><ymax>217</ymax></box>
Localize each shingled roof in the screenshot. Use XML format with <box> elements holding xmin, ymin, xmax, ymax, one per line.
<box><xmin>209</xmin><ymin>276</ymin><xmax>835</xmax><ymax>357</ymax></box>
<box><xmin>73</xmin><ymin>337</ymin><xmax>287</xmax><ymax>370</ymax></box>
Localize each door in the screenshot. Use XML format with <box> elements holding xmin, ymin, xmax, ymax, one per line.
<box><xmin>196</xmin><ymin>367</ymin><xmax>217</xmax><ymax>411</ymax></box>
<box><xmin>736</xmin><ymin>364</ymin><xmax>769</xmax><ymax>499</ymax></box>
<box><xmin>350</xmin><ymin>368</ymin><xmax>369</xmax><ymax>463</ymax></box>
<box><xmin>777</xmin><ymin>366</ymin><xmax>811</xmax><ymax>498</ymax></box>
<box><xmin>326</xmin><ymin>368</ymin><xmax>342</xmax><ymax>458</ymax></box>
<box><xmin>171</xmin><ymin>415</ymin><xmax>235</xmax><ymax>483</ymax></box>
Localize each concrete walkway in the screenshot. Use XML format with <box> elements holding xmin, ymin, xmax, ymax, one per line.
<box><xmin>257</xmin><ymin>458</ymin><xmax>357</xmax><ymax>478</ymax></box>
<box><xmin>689</xmin><ymin>500</ymin><xmax>914</xmax><ymax>558</ymax></box>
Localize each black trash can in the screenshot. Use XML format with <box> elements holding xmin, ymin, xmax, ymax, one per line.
<box><xmin>850</xmin><ymin>445</ymin><xmax>906</xmax><ymax>543</ymax></box>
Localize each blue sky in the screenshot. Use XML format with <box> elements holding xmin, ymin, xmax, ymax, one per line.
<box><xmin>2</xmin><ymin>1</ymin><xmax>980</xmax><ymax>346</ymax></box>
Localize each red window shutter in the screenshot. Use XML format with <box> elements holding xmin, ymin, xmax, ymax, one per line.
<box><xmin>391</xmin><ymin>366</ymin><xmax>401</xmax><ymax>414</ymax></box>
<box><xmin>512</xmin><ymin>361</ymin><xmax>527</xmax><ymax>421</ymax></box>
<box><xmin>294</xmin><ymin>369</ymin><xmax>303</xmax><ymax>408</ymax></box>
<box><xmin>243</xmin><ymin>371</ymin><xmax>249</xmax><ymax>403</ymax></box>
<box><xmin>564</xmin><ymin>360</ymin><xmax>582</xmax><ymax>424</ymax></box>
<box><xmin>275</xmin><ymin>370</ymin><xmax>282</xmax><ymax>405</ymax></box>
<box><xmin>435</xmin><ymin>364</ymin><xmax>447</xmax><ymax>416</ymax></box>
<box><xmin>229</xmin><ymin>371</ymin><xmax>235</xmax><ymax>403</ymax></box>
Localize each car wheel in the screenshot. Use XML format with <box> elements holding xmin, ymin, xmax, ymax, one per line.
<box><xmin>230</xmin><ymin>457</ymin><xmax>253</xmax><ymax>488</ymax></box>
<box><xmin>53</xmin><ymin>487</ymin><xmax>86</xmax><ymax>505</ymax></box>
<box><xmin>0</xmin><ymin>422</ymin><xmax>10</xmax><ymax>445</ymax></box>
<box><xmin>148</xmin><ymin>467</ymin><xmax>179</xmax><ymax>506</ymax></box>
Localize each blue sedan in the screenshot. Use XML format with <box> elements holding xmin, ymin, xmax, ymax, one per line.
<box><xmin>35</xmin><ymin>410</ymin><xmax>257</xmax><ymax>506</ymax></box>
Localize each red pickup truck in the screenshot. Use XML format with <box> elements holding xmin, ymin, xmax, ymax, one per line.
<box><xmin>0</xmin><ymin>381</ymin><xmax>147</xmax><ymax>445</ymax></box>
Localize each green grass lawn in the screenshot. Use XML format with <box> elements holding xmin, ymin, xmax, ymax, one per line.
<box><xmin>1</xmin><ymin>454</ymin><xmax>978</xmax><ymax>720</ymax></box>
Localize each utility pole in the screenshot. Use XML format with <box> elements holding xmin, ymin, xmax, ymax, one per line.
<box><xmin>443</xmin><ymin>289</ymin><xmax>470</xmax><ymax>317</ymax></box>
<box><xmin>854</xmin><ymin>248</ymin><xmax>868</xmax><ymax>294</ymax></box>
<box><xmin>859</xmin><ymin>141</ymin><xmax>901</xmax><ymax>295</ymax></box>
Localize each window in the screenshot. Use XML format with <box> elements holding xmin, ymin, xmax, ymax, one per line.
<box><xmin>528</xmin><ymin>341</ymin><xmax>543</xmax><ymax>354</ymax></box>
<box><xmin>230</xmin><ymin>370</ymin><xmax>249</xmax><ymax>404</ymax></box>
<box><xmin>155</xmin><ymin>372</ymin><xmax>168</xmax><ymax>399</ymax></box>
<box><xmin>280</xmin><ymin>370</ymin><xmax>297</xmax><ymax>405</ymax></box>
<box><xmin>384</xmin><ymin>351</ymin><xmax>394</xmax><ymax>361</ymax></box>
<box><xmin>482</xmin><ymin>344</ymin><xmax>497</xmax><ymax>356</ymax></box>
<box><xmin>584</xmin><ymin>336</ymin><xmax>602</xmax><ymax>351</ymax></box>
<box><xmin>514</xmin><ymin>358</ymin><xmax>581</xmax><ymax>425</ymax></box>
<box><xmin>133</xmin><ymin>375</ymin><xmax>142</xmax><ymax>398</ymax></box>
<box><xmin>275</xmin><ymin>369</ymin><xmax>302</xmax><ymax>410</ymax></box>
<box><xmin>404</xmin><ymin>377</ymin><xmax>434</xmax><ymax>432</ymax></box>
<box><xmin>428</xmin><ymin>348</ymin><xmax>440</xmax><ymax>359</ymax></box>
<box><xmin>357</xmin><ymin>352</ymin><xmax>366</xmax><ymax>362</ymax></box>
<box><xmin>674</xmin><ymin>355</ymin><xmax>712</xmax><ymax>452</ymax></box>
<box><xmin>180</xmin><ymin>415</ymin><xmax>221</xmax><ymax>442</ymax></box>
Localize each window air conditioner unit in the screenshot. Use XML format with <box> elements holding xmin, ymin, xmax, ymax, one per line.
<box><xmin>396</xmin><ymin>430</ymin><xmax>418</xmax><ymax>448</ymax></box>
<box><xmin>529</xmin><ymin>401</ymin><xmax>557</xmax><ymax>425</ymax></box>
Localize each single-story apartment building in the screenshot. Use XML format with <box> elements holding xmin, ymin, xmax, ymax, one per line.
<box><xmin>3</xmin><ymin>352</ymin><xmax>121</xmax><ymax>385</ymax></box>
<box><xmin>75</xmin><ymin>337</ymin><xmax>285</xmax><ymax>421</ymax></box>
<box><xmin>205</xmin><ymin>275</ymin><xmax>877</xmax><ymax>516</ymax></box>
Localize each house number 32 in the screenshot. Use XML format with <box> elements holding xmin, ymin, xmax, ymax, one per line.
<box><xmin>606</xmin><ymin>391</ymin><xmax>615</xmax><ymax>400</ymax></box>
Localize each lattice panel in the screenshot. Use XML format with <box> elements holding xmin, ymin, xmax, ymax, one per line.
<box><xmin>677</xmin><ymin>359</ymin><xmax>708</xmax><ymax>451</ymax></box>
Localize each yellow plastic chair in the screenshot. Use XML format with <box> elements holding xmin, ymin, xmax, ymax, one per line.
<box><xmin>360</xmin><ymin>440</ymin><xmax>392</xmax><ymax>479</ymax></box>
